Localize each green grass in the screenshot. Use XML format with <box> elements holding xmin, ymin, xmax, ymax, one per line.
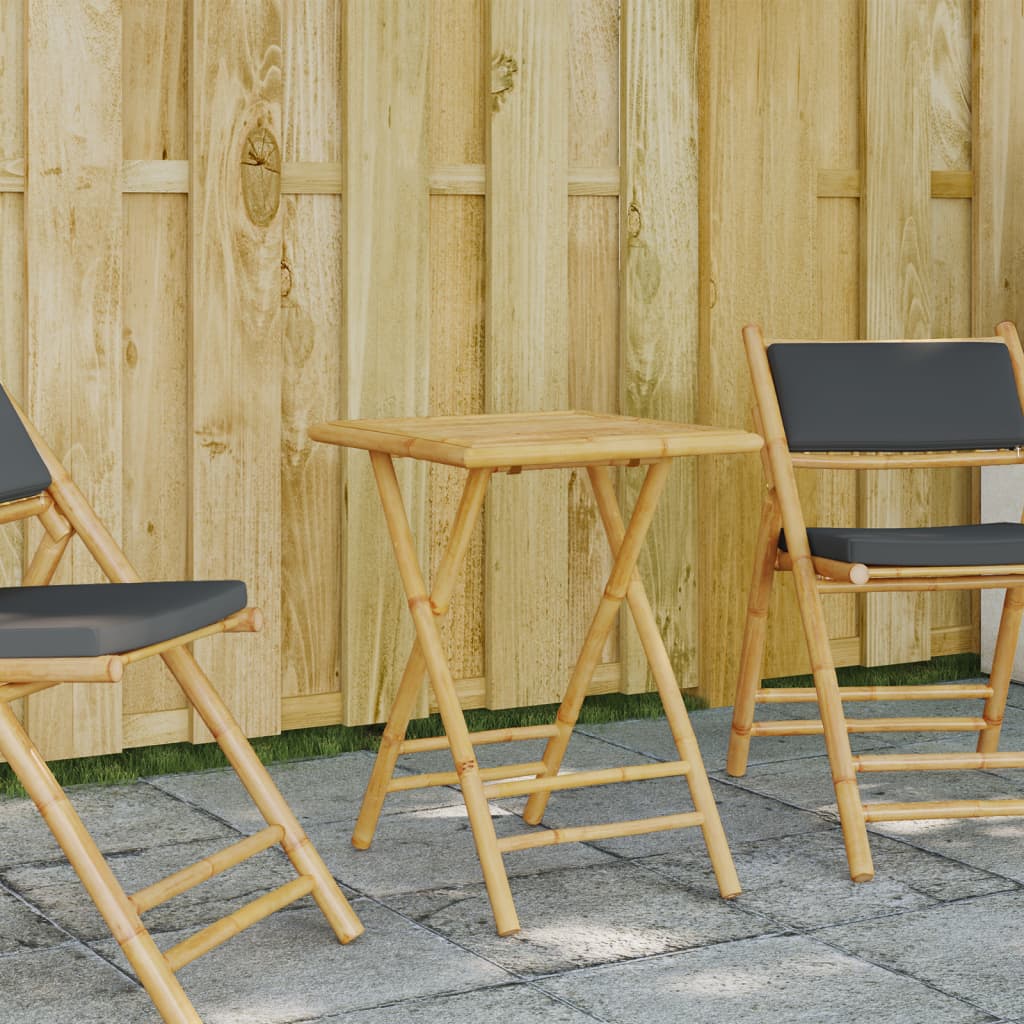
<box><xmin>0</xmin><ymin>652</ymin><xmax>983</xmax><ymax>799</ymax></box>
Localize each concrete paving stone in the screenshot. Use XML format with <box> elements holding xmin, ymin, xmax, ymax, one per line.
<box><xmin>578</xmin><ymin>704</ymin><xmax>893</xmax><ymax>774</ymax></box>
<box><xmin>640</xmin><ymin>828</ymin><xmax>1016</xmax><ymax>931</ymax></box>
<box><xmin>314</xmin><ymin>983</ymin><xmax>599</xmax><ymax>1024</ymax></box>
<box><xmin>537</xmin><ymin>933</ymin><xmax>992</xmax><ymax>1024</ymax></box>
<box><xmin>0</xmin><ymin>885</ymin><xmax>74</xmax><ymax>952</ymax></box>
<box><xmin>1004</xmin><ymin>681</ymin><xmax>1024</xmax><ymax>710</ymax></box>
<box><xmin>307</xmin><ymin>803</ymin><xmax>617</xmax><ymax>897</ymax></box>
<box><xmin>383</xmin><ymin>859</ymin><xmax>772</xmax><ymax>977</ymax></box>
<box><xmin>515</xmin><ymin>775</ymin><xmax>832</xmax><ymax>859</ymax></box>
<box><xmin>2</xmin><ymin>839</ymin><xmax>300</xmax><ymax>941</ymax></box>
<box><xmin>92</xmin><ymin>899</ymin><xmax>511</xmax><ymax>1023</ymax></box>
<box><xmin>0</xmin><ymin>783</ymin><xmax>235</xmax><ymax>871</ymax></box>
<box><xmin>147</xmin><ymin>749</ymin><xmax>464</xmax><ymax>834</ymax></box>
<box><xmin>819</xmin><ymin>889</ymin><xmax>1024</xmax><ymax>1019</ymax></box>
<box><xmin>0</xmin><ymin>944</ymin><xmax>155</xmax><ymax>1023</ymax></box>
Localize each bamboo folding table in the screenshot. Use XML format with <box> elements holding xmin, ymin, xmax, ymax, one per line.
<box><xmin>310</xmin><ymin>411</ymin><xmax>763</xmax><ymax>935</ymax></box>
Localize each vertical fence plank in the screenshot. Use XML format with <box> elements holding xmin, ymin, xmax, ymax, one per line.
<box><xmin>568</xmin><ymin>0</ymin><xmax>619</xmax><ymax>686</ymax></box>
<box><xmin>122</xmin><ymin>0</ymin><xmax>190</xmax><ymax>724</ymax></box>
<box><xmin>341</xmin><ymin>1</ymin><xmax>430</xmax><ymax>724</ymax></box>
<box><xmin>485</xmin><ymin>0</ymin><xmax>570</xmax><ymax>708</ymax></box>
<box><xmin>190</xmin><ymin>0</ymin><xmax>283</xmax><ymax>739</ymax></box>
<box><xmin>620</xmin><ymin>0</ymin><xmax>698</xmax><ymax>693</ymax></box>
<box><xmin>860</xmin><ymin>0</ymin><xmax>933</xmax><ymax>667</ymax></box>
<box><xmin>281</xmin><ymin>0</ymin><xmax>344</xmax><ymax>711</ymax></box>
<box><xmin>24</xmin><ymin>0</ymin><xmax>123</xmax><ymax>758</ymax></box>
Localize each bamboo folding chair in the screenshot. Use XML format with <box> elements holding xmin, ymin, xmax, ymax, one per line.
<box><xmin>728</xmin><ymin>321</ymin><xmax>1024</xmax><ymax>882</ymax></box>
<box><xmin>0</xmin><ymin>387</ymin><xmax>362</xmax><ymax>1024</ymax></box>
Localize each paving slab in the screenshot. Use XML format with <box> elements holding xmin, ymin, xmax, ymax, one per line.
<box><xmin>0</xmin><ymin>783</ymin><xmax>235</xmax><ymax>871</ymax></box>
<box><xmin>537</xmin><ymin>933</ymin><xmax>992</xmax><ymax>1024</ymax></box>
<box><xmin>819</xmin><ymin>889</ymin><xmax>1024</xmax><ymax>1019</ymax></box>
<box><xmin>0</xmin><ymin>885</ymin><xmax>75</xmax><ymax>952</ymax></box>
<box><xmin>383</xmin><ymin>859</ymin><xmax>772</xmax><ymax>977</ymax></box>
<box><xmin>515</xmin><ymin>774</ymin><xmax>831</xmax><ymax>858</ymax></box>
<box><xmin>92</xmin><ymin>899</ymin><xmax>511</xmax><ymax>1022</ymax></box>
<box><xmin>314</xmin><ymin>983</ymin><xmax>599</xmax><ymax>1024</ymax></box>
<box><xmin>147</xmin><ymin>750</ymin><xmax>464</xmax><ymax>834</ymax></box>
<box><xmin>2</xmin><ymin>839</ymin><xmax>300</xmax><ymax>941</ymax></box>
<box><xmin>307</xmin><ymin>803</ymin><xmax>616</xmax><ymax>897</ymax></box>
<box><xmin>0</xmin><ymin>944</ymin><xmax>155</xmax><ymax>1023</ymax></box>
<box><xmin>640</xmin><ymin>828</ymin><xmax>1017</xmax><ymax>930</ymax></box>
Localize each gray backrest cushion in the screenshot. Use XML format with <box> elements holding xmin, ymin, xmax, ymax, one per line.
<box><xmin>0</xmin><ymin>387</ymin><xmax>51</xmax><ymax>503</ymax></box>
<box><xmin>767</xmin><ymin>341</ymin><xmax>1024</xmax><ymax>452</ymax></box>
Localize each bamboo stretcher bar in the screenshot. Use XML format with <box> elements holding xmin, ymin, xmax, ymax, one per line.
<box><xmin>751</xmin><ymin>716</ymin><xmax>989</xmax><ymax>736</ymax></box>
<box><xmin>818</xmin><ymin>575</ymin><xmax>1024</xmax><ymax>593</ymax></box>
<box><xmin>38</xmin><ymin>499</ymin><xmax>72</xmax><ymax>541</ymax></box>
<box><xmin>399</xmin><ymin>723</ymin><xmax>559</xmax><ymax>754</ymax></box>
<box><xmin>130</xmin><ymin>826</ymin><xmax>285</xmax><ymax>914</ymax></box>
<box><xmin>0</xmin><ymin>679</ymin><xmax>62</xmax><ymax>703</ymax></box>
<box><xmin>790</xmin><ymin>449</ymin><xmax>1024</xmax><ymax>469</ymax></box>
<box><xmin>0</xmin><ymin>655</ymin><xmax>124</xmax><ymax>684</ymax></box>
<box><xmin>482</xmin><ymin>760</ymin><xmax>690</xmax><ymax>800</ymax></box>
<box><xmin>119</xmin><ymin>607</ymin><xmax>263</xmax><ymax>665</ymax></box>
<box><xmin>776</xmin><ymin>550</ymin><xmax>868</xmax><ymax>584</ymax></box>
<box><xmin>854</xmin><ymin>752</ymin><xmax>1024</xmax><ymax>773</ymax></box>
<box><xmin>386</xmin><ymin>760</ymin><xmax>548</xmax><ymax>793</ymax></box>
<box><xmin>756</xmin><ymin>684</ymin><xmax>995</xmax><ymax>703</ymax></box>
<box><xmin>863</xmin><ymin>799</ymin><xmax>1024</xmax><ymax>823</ymax></box>
<box><xmin>866</xmin><ymin>563</ymin><xmax>1024</xmax><ymax>579</ymax></box>
<box><xmin>496</xmin><ymin>811</ymin><xmax>705</xmax><ymax>853</ymax></box>
<box><xmin>164</xmin><ymin>875</ymin><xmax>315</xmax><ymax>973</ymax></box>
<box><xmin>0</xmin><ymin>492</ymin><xmax>50</xmax><ymax>526</ymax></box>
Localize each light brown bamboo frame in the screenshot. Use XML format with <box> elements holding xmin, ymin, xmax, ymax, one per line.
<box><xmin>341</xmin><ymin>443</ymin><xmax>743</xmax><ymax>936</ymax></box>
<box><xmin>0</xmin><ymin>391</ymin><xmax>363</xmax><ymax>1024</ymax></box>
<box><xmin>728</xmin><ymin>321</ymin><xmax>1024</xmax><ymax>883</ymax></box>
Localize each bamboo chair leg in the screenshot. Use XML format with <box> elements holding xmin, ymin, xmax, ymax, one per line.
<box><xmin>978</xmin><ymin>585</ymin><xmax>1024</xmax><ymax>754</ymax></box>
<box><xmin>0</xmin><ymin>702</ymin><xmax>201</xmax><ymax>1024</ymax></box>
<box><xmin>522</xmin><ymin>460</ymin><xmax>672</xmax><ymax>826</ymax></box>
<box><xmin>369</xmin><ymin>453</ymin><xmax>519</xmax><ymax>935</ymax></box>
<box><xmin>727</xmin><ymin>489</ymin><xmax>781</xmax><ymax>778</ymax></box>
<box><xmin>160</xmin><ymin>645</ymin><xmax>364</xmax><ymax>944</ymax></box>
<box><xmin>587</xmin><ymin>465</ymin><xmax>741</xmax><ymax>899</ymax></box>
<box><xmin>353</xmin><ymin>467</ymin><xmax>492</xmax><ymax>849</ymax></box>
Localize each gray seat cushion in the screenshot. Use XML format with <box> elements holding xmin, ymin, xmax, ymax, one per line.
<box><xmin>0</xmin><ymin>580</ymin><xmax>247</xmax><ymax>657</ymax></box>
<box><xmin>780</xmin><ymin>523</ymin><xmax>1024</xmax><ymax>567</ymax></box>
<box><xmin>767</xmin><ymin>342</ymin><xmax>1024</xmax><ymax>452</ymax></box>
<box><xmin>0</xmin><ymin>388</ymin><xmax>51</xmax><ymax>504</ymax></box>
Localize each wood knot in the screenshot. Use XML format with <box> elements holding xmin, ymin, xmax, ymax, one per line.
<box><xmin>241</xmin><ymin>124</ymin><xmax>281</xmax><ymax>227</ymax></box>
<box><xmin>280</xmin><ymin>257</ymin><xmax>293</xmax><ymax>299</ymax></box>
<box><xmin>626</xmin><ymin>201</ymin><xmax>642</xmax><ymax>238</ymax></box>
<box><xmin>491</xmin><ymin>52</ymin><xmax>518</xmax><ymax>111</ymax></box>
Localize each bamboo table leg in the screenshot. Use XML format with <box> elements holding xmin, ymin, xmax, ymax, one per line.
<box><xmin>352</xmin><ymin>466</ymin><xmax>492</xmax><ymax>849</ymax></box>
<box><xmin>369</xmin><ymin>453</ymin><xmax>519</xmax><ymax>935</ymax></box>
<box><xmin>522</xmin><ymin>459</ymin><xmax>672</xmax><ymax>825</ymax></box>
<box><xmin>586</xmin><ymin>465</ymin><xmax>741</xmax><ymax>898</ymax></box>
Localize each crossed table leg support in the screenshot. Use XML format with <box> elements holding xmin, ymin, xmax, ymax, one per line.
<box><xmin>353</xmin><ymin>453</ymin><xmax>740</xmax><ymax>935</ymax></box>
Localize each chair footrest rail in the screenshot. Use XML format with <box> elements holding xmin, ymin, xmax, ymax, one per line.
<box><xmin>756</xmin><ymin>684</ymin><xmax>994</xmax><ymax>703</ymax></box>
<box><xmin>751</xmin><ymin>716</ymin><xmax>989</xmax><ymax>736</ymax></box>
<box><xmin>863</xmin><ymin>799</ymin><xmax>1024</xmax><ymax>823</ymax></box>
<box><xmin>496</xmin><ymin>812</ymin><xmax>704</xmax><ymax>853</ymax></box>
<box><xmin>482</xmin><ymin>760</ymin><xmax>689</xmax><ymax>799</ymax></box>
<box><xmin>855</xmin><ymin>751</ymin><xmax>1024</xmax><ymax>772</ymax></box>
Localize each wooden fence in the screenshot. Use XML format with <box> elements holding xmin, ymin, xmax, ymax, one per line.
<box><xmin>0</xmin><ymin>0</ymin><xmax>1022</xmax><ymax>758</ymax></box>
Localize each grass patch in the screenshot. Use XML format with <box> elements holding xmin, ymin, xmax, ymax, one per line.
<box><xmin>0</xmin><ymin>653</ymin><xmax>983</xmax><ymax>798</ymax></box>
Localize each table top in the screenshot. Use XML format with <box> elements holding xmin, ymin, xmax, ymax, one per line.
<box><xmin>308</xmin><ymin>411</ymin><xmax>763</xmax><ymax>469</ymax></box>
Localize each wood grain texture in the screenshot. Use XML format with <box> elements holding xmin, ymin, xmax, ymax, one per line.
<box><xmin>190</xmin><ymin>0</ymin><xmax>283</xmax><ymax>739</ymax></box>
<box><xmin>122</xmin><ymin>0</ymin><xmax>189</xmax><ymax>719</ymax></box>
<box><xmin>429</xmin><ymin>0</ymin><xmax>486</xmax><ymax>691</ymax></box>
<box><xmin>620</xmin><ymin>0</ymin><xmax>698</xmax><ymax>694</ymax></box>
<box><xmin>280</xmin><ymin>0</ymin><xmax>343</xmax><ymax>707</ymax></box>
<box><xmin>340</xmin><ymin>0</ymin><xmax>430</xmax><ymax>724</ymax></box>
<box><xmin>24</xmin><ymin>0</ymin><xmax>123</xmax><ymax>759</ymax></box>
<box><xmin>568</xmin><ymin>0</ymin><xmax>619</xmax><ymax>682</ymax></box>
<box><xmin>860</xmin><ymin>0</ymin><xmax>933</xmax><ymax>667</ymax></box>
<box><xmin>485</xmin><ymin>0</ymin><xmax>570</xmax><ymax>708</ymax></box>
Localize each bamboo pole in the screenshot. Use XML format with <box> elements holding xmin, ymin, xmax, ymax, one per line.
<box><xmin>751</xmin><ymin>716</ymin><xmax>987</xmax><ymax>736</ymax></box>
<box><xmin>368</xmin><ymin>452</ymin><xmax>519</xmax><ymax>935</ymax></box>
<box><xmin>399</xmin><ymin>723</ymin><xmax>558</xmax><ymax>754</ymax></box>
<box><xmin>131</xmin><ymin>826</ymin><xmax>284</xmax><ymax>914</ymax></box>
<box><xmin>164</xmin><ymin>875</ymin><xmax>315</xmax><ymax>973</ymax></box>
<box><xmin>0</xmin><ymin>700</ymin><xmax>201</xmax><ymax>1024</ymax></box>
<box><xmin>855</xmin><ymin>751</ymin><xmax>1024</xmax><ymax>772</ymax></box>
<box><xmin>791</xmin><ymin>450</ymin><xmax>1024</xmax><ymax>469</ymax></box>
<box><xmin>0</xmin><ymin>679</ymin><xmax>62</xmax><ymax>703</ymax></box>
<box><xmin>757</xmin><ymin>684</ymin><xmax>994</xmax><ymax>703</ymax></box>
<box><xmin>496</xmin><ymin>811</ymin><xmax>704</xmax><ymax>853</ymax></box>
<box><xmin>387</xmin><ymin>760</ymin><xmax>547</xmax><ymax>793</ymax></box>
<box><xmin>119</xmin><ymin>607</ymin><xmax>263</xmax><ymax>665</ymax></box>
<box><xmin>587</xmin><ymin>464</ymin><xmax>742</xmax><ymax>899</ymax></box>
<box><xmin>728</xmin><ymin>489</ymin><xmax>782</xmax><ymax>777</ymax></box>
<box><xmin>818</xmin><ymin>575</ymin><xmax>1024</xmax><ymax>593</ymax></box>
<box><xmin>865</xmin><ymin>563</ymin><xmax>1024</xmax><ymax>579</ymax></box>
<box><xmin>864</xmin><ymin>799</ymin><xmax>1024</xmax><ymax>823</ymax></box>
<box><xmin>0</xmin><ymin>656</ymin><xmax>123</xmax><ymax>684</ymax></box>
<box><xmin>351</xmin><ymin>466</ymin><xmax>491</xmax><ymax>849</ymax></box>
<box><xmin>978</xmin><ymin>586</ymin><xmax>1024</xmax><ymax>753</ymax></box>
<box><xmin>0</xmin><ymin>493</ymin><xmax>50</xmax><ymax>526</ymax></box>
<box><xmin>522</xmin><ymin>459</ymin><xmax>672</xmax><ymax>826</ymax></box>
<box><xmin>775</xmin><ymin>550</ymin><xmax>869</xmax><ymax>584</ymax></box>
<box><xmin>483</xmin><ymin>760</ymin><xmax>689</xmax><ymax>800</ymax></box>
<box><xmin>744</xmin><ymin>323</ymin><xmax>874</xmax><ymax>881</ymax></box>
